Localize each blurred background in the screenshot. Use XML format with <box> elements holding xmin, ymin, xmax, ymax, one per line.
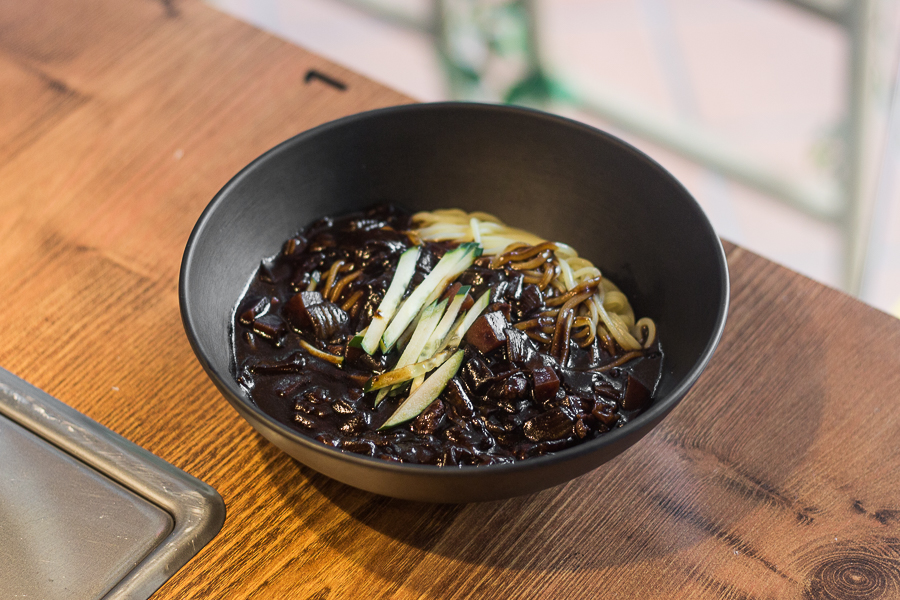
<box><xmin>208</xmin><ymin>0</ymin><xmax>900</xmax><ymax>317</ymax></box>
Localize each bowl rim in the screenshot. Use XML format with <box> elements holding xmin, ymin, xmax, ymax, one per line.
<box><xmin>179</xmin><ymin>101</ymin><xmax>730</xmax><ymax>482</ymax></box>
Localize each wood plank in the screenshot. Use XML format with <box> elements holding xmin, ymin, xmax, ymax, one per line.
<box><xmin>2</xmin><ymin>1</ymin><xmax>900</xmax><ymax>599</ymax></box>
<box><xmin>0</xmin><ymin>0</ymin><xmax>409</xmax><ymax>423</ymax></box>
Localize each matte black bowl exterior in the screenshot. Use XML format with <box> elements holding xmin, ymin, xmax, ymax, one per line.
<box><xmin>180</xmin><ymin>102</ymin><xmax>728</xmax><ymax>503</ymax></box>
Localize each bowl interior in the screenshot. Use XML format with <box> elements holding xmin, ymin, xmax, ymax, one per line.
<box><xmin>180</xmin><ymin>102</ymin><xmax>728</xmax><ymax>500</ymax></box>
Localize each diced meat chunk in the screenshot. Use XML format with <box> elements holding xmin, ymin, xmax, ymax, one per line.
<box><xmin>523</xmin><ymin>407</ymin><xmax>575</xmax><ymax>442</ymax></box>
<box><xmin>506</xmin><ymin>327</ymin><xmax>538</xmax><ymax>364</ymax></box>
<box><xmin>516</xmin><ymin>284</ymin><xmax>544</xmax><ymax>317</ymax></box>
<box><xmin>460</xmin><ymin>351</ymin><xmax>495</xmax><ymax>394</ymax></box>
<box><xmin>443</xmin><ymin>378</ymin><xmax>475</xmax><ymax>417</ymax></box>
<box><xmin>251</xmin><ymin>314</ymin><xmax>284</xmax><ymax>340</ymax></box>
<box><xmin>531</xmin><ymin>365</ymin><xmax>560</xmax><ymax>404</ymax></box>
<box><xmin>621</xmin><ymin>375</ymin><xmax>651</xmax><ymax>410</ymax></box>
<box><xmin>411</xmin><ymin>399</ymin><xmax>445</xmax><ymax>435</ymax></box>
<box><xmin>465</xmin><ymin>311</ymin><xmax>508</xmax><ymax>354</ymax></box>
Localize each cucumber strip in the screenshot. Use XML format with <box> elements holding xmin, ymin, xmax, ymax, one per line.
<box><xmin>375</xmin><ymin>387</ymin><xmax>390</xmax><ymax>404</ymax></box>
<box><xmin>390</xmin><ymin>308</ymin><xmax>422</xmax><ymax>352</ymax></box>
<box><xmin>407</xmin><ymin>290</ymin><xmax>489</xmax><ymax>394</ymax></box>
<box><xmin>393</xmin><ymin>299</ymin><xmax>447</xmax><ymax>373</ymax></box>
<box><xmin>375</xmin><ymin>300</ymin><xmax>446</xmax><ymax>405</ymax></box>
<box><xmin>419</xmin><ymin>285</ymin><xmax>470</xmax><ymax>362</ymax></box>
<box><xmin>379</xmin><ymin>350</ymin><xmax>465</xmax><ymax>429</ymax></box>
<box><xmin>364</xmin><ymin>348</ymin><xmax>455</xmax><ymax>391</ymax></box>
<box><xmin>375</xmin><ymin>377</ymin><xmax>407</xmax><ymax>404</ymax></box>
<box><xmin>409</xmin><ymin>374</ymin><xmax>425</xmax><ymax>394</ymax></box>
<box><xmin>438</xmin><ymin>289</ymin><xmax>491</xmax><ymax>351</ymax></box>
<box><xmin>422</xmin><ymin>245</ymin><xmax>482</xmax><ymax>307</ymax></box>
<box><xmin>307</xmin><ymin>270</ymin><xmax>321</xmax><ymax>292</ymax></box>
<box><xmin>361</xmin><ymin>246</ymin><xmax>420</xmax><ymax>354</ymax></box>
<box><xmin>408</xmin><ymin>285</ymin><xmax>470</xmax><ymax>394</ymax></box>
<box><xmin>381</xmin><ymin>298</ymin><xmax>419</xmax><ymax>353</ymax></box>
<box><xmin>395</xmin><ymin>322</ymin><xmax>415</xmax><ymax>350</ymax></box>
<box><xmin>381</xmin><ymin>243</ymin><xmax>480</xmax><ymax>351</ymax></box>
<box><xmin>388</xmin><ymin>245</ymin><xmax>477</xmax><ymax>353</ymax></box>
<box><xmin>348</xmin><ymin>326</ymin><xmax>368</xmax><ymax>349</ymax></box>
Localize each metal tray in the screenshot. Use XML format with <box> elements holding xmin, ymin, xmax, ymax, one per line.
<box><xmin>0</xmin><ymin>368</ymin><xmax>225</xmax><ymax>599</ymax></box>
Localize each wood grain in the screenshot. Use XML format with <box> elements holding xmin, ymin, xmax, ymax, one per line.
<box><xmin>2</xmin><ymin>1</ymin><xmax>900</xmax><ymax>599</ymax></box>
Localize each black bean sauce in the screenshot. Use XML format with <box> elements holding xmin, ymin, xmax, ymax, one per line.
<box><xmin>232</xmin><ymin>205</ymin><xmax>663</xmax><ymax>466</ymax></box>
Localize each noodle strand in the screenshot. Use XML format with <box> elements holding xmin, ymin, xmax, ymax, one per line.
<box><xmin>413</xmin><ymin>210</ymin><xmax>655</xmax><ymax>356</ymax></box>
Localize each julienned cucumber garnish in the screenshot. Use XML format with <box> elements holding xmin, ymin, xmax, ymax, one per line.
<box><xmin>364</xmin><ymin>348</ymin><xmax>456</xmax><ymax>392</ymax></box>
<box><xmin>381</xmin><ymin>243</ymin><xmax>481</xmax><ymax>352</ymax></box>
<box><xmin>419</xmin><ymin>286</ymin><xmax>470</xmax><ymax>363</ymax></box>
<box><xmin>379</xmin><ymin>350</ymin><xmax>465</xmax><ymax>429</ymax></box>
<box><xmin>393</xmin><ymin>299</ymin><xmax>448</xmax><ymax>375</ymax></box>
<box><xmin>375</xmin><ymin>288</ymin><xmax>490</xmax><ymax>415</ymax></box>
<box><xmin>347</xmin><ymin>241</ymin><xmax>487</xmax><ymax>427</ymax></box>
<box><xmin>409</xmin><ymin>285</ymin><xmax>471</xmax><ymax>394</ymax></box>
<box><xmin>348</xmin><ymin>326</ymin><xmax>368</xmax><ymax>348</ymax></box>
<box><xmin>361</xmin><ymin>246</ymin><xmax>420</xmax><ymax>355</ymax></box>
<box><xmin>438</xmin><ymin>289</ymin><xmax>491</xmax><ymax>352</ymax></box>
<box><xmin>375</xmin><ymin>299</ymin><xmax>447</xmax><ymax>405</ymax></box>
<box><xmin>406</xmin><ymin>289</ymin><xmax>490</xmax><ymax>396</ymax></box>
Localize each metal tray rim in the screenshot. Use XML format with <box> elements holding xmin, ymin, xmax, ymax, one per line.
<box><xmin>0</xmin><ymin>367</ymin><xmax>225</xmax><ymax>600</ymax></box>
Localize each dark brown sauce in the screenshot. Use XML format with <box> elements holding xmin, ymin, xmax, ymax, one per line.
<box><xmin>232</xmin><ymin>205</ymin><xmax>663</xmax><ymax>466</ymax></box>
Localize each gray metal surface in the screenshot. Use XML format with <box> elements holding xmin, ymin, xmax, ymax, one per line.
<box><xmin>0</xmin><ymin>417</ymin><xmax>173</xmax><ymax>598</ymax></box>
<box><xmin>0</xmin><ymin>368</ymin><xmax>226</xmax><ymax>600</ymax></box>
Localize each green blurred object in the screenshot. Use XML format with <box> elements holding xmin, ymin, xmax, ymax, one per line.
<box><xmin>437</xmin><ymin>0</ymin><xmax>542</xmax><ymax>103</ymax></box>
<box><xmin>335</xmin><ymin>0</ymin><xmax>895</xmax><ymax>297</ymax></box>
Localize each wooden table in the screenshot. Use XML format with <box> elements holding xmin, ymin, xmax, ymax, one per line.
<box><xmin>3</xmin><ymin>1</ymin><xmax>900</xmax><ymax>598</ymax></box>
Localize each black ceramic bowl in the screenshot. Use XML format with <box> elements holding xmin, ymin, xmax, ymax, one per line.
<box><xmin>180</xmin><ymin>102</ymin><xmax>728</xmax><ymax>503</ymax></box>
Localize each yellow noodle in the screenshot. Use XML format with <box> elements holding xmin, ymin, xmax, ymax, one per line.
<box><xmin>635</xmin><ymin>317</ymin><xmax>657</xmax><ymax>349</ymax></box>
<box><xmin>469</xmin><ymin>211</ymin><xmax>503</xmax><ymax>223</ymax></box>
<box><xmin>469</xmin><ymin>217</ymin><xmax>482</xmax><ymax>244</ymax></box>
<box><xmin>603</xmin><ymin>291</ymin><xmax>633</xmax><ymax>322</ymax></box>
<box><xmin>413</xmin><ymin>210</ymin><xmax>653</xmax><ymax>353</ymax></box>
<box><xmin>329</xmin><ymin>270</ymin><xmax>362</xmax><ymax>302</ymax></box>
<box><xmin>572</xmin><ymin>266</ymin><xmax>601</xmax><ymax>280</ymax></box>
<box><xmin>510</xmin><ymin>253</ymin><xmax>553</xmax><ymax>271</ymax></box>
<box><xmin>557</xmin><ymin>258</ymin><xmax>577</xmax><ymax>292</ymax></box>
<box><xmin>340</xmin><ymin>289</ymin><xmax>364</xmax><ymax>312</ymax></box>
<box><xmin>322</xmin><ymin>260</ymin><xmax>345</xmax><ymax>298</ymax></box>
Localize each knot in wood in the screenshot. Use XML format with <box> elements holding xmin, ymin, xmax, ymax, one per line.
<box><xmin>802</xmin><ymin>539</ymin><xmax>900</xmax><ymax>600</ymax></box>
